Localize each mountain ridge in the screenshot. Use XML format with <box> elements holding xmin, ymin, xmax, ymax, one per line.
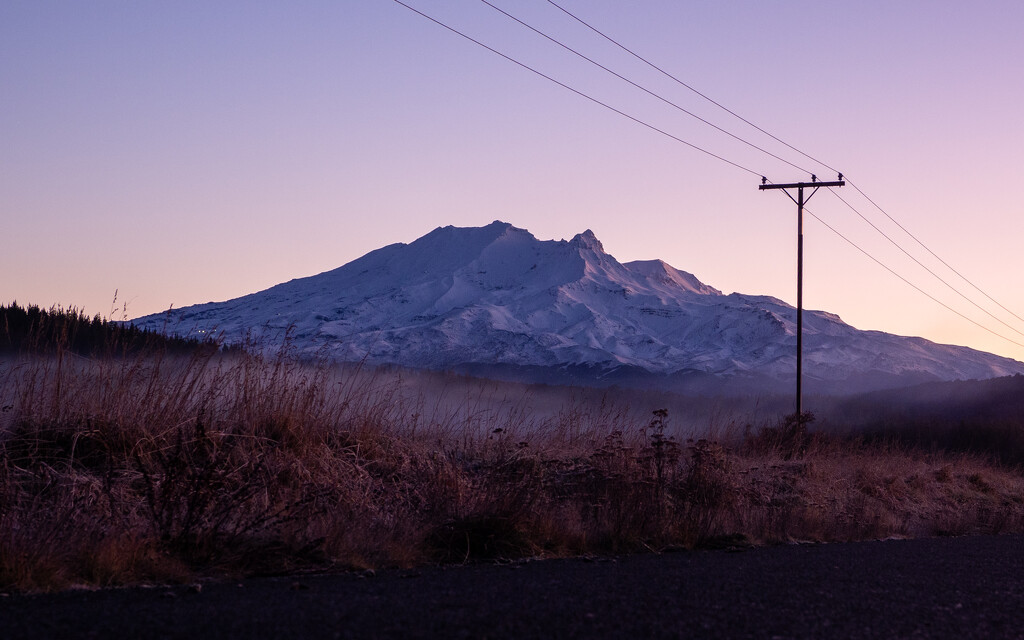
<box><xmin>132</xmin><ymin>221</ymin><xmax>1024</xmax><ymax>394</ymax></box>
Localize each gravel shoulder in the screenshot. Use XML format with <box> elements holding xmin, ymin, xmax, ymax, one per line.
<box><xmin>3</xmin><ymin>534</ymin><xmax>1024</xmax><ymax>639</ymax></box>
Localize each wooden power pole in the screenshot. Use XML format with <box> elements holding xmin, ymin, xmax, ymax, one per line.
<box><xmin>759</xmin><ymin>174</ymin><xmax>844</xmax><ymax>420</ymax></box>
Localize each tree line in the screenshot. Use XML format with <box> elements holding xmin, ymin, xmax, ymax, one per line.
<box><xmin>0</xmin><ymin>302</ymin><xmax>217</xmax><ymax>356</ymax></box>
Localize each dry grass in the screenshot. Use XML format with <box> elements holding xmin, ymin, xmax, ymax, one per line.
<box><xmin>2</xmin><ymin>346</ymin><xmax>1024</xmax><ymax>592</ymax></box>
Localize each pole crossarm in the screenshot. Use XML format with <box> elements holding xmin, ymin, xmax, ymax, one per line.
<box><xmin>760</xmin><ymin>180</ymin><xmax>845</xmax><ymax>190</ymax></box>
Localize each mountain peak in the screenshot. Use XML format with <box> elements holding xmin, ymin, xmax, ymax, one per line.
<box><xmin>570</xmin><ymin>229</ymin><xmax>603</xmax><ymax>253</ymax></box>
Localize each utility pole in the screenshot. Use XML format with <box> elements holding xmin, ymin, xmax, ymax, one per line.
<box><xmin>759</xmin><ymin>174</ymin><xmax>844</xmax><ymax>421</ymax></box>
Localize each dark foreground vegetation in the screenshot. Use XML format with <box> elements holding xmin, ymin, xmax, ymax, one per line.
<box><xmin>2</xmin><ymin>305</ymin><xmax>1024</xmax><ymax>592</ymax></box>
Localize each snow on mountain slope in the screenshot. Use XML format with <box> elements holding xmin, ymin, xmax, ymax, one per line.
<box><xmin>132</xmin><ymin>221</ymin><xmax>1024</xmax><ymax>392</ymax></box>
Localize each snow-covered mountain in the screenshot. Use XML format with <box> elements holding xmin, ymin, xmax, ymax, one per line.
<box><xmin>133</xmin><ymin>221</ymin><xmax>1024</xmax><ymax>394</ymax></box>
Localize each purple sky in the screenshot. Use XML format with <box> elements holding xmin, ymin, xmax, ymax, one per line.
<box><xmin>4</xmin><ymin>1</ymin><xmax>1024</xmax><ymax>362</ymax></box>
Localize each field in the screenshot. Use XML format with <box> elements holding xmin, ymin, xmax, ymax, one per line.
<box><xmin>2</xmin><ymin>307</ymin><xmax>1024</xmax><ymax>592</ymax></box>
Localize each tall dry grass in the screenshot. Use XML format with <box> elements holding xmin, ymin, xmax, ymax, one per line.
<box><xmin>2</xmin><ymin>342</ymin><xmax>1024</xmax><ymax>592</ymax></box>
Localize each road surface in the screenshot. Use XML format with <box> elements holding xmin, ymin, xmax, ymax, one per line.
<box><xmin>3</xmin><ymin>535</ymin><xmax>1023</xmax><ymax>639</ymax></box>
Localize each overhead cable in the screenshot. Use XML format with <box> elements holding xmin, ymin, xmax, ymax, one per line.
<box><xmin>546</xmin><ymin>0</ymin><xmax>1024</xmax><ymax>332</ymax></box>
<box><xmin>805</xmin><ymin>207</ymin><xmax>1024</xmax><ymax>349</ymax></box>
<box><xmin>392</xmin><ymin>0</ymin><xmax>764</xmax><ymax>178</ymax></box>
<box><xmin>846</xmin><ymin>178</ymin><xmax>1024</xmax><ymax>327</ymax></box>
<box><xmin>397</xmin><ymin>0</ymin><xmax>1024</xmax><ymax>346</ymax></box>
<box><xmin>827</xmin><ymin>188</ymin><xmax>1024</xmax><ymax>339</ymax></box>
<box><xmin>546</xmin><ymin>0</ymin><xmax>840</xmax><ymax>176</ymax></box>
<box><xmin>478</xmin><ymin>0</ymin><xmax>814</xmax><ymax>175</ymax></box>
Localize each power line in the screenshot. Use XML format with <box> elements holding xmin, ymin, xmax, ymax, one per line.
<box><xmin>397</xmin><ymin>0</ymin><xmax>1024</xmax><ymax>350</ymax></box>
<box><xmin>827</xmin><ymin>188</ymin><xmax>1024</xmax><ymax>340</ymax></box>
<box><xmin>391</xmin><ymin>0</ymin><xmax>764</xmax><ymax>177</ymax></box>
<box><xmin>804</xmin><ymin>206</ymin><xmax>1024</xmax><ymax>350</ymax></box>
<box><xmin>846</xmin><ymin>177</ymin><xmax>1024</xmax><ymax>327</ymax></box>
<box><xmin>546</xmin><ymin>0</ymin><xmax>840</xmax><ymax>176</ymax></box>
<box><xmin>546</xmin><ymin>0</ymin><xmax>1024</xmax><ymax>338</ymax></box>
<box><xmin>477</xmin><ymin>0</ymin><xmax>814</xmax><ymax>175</ymax></box>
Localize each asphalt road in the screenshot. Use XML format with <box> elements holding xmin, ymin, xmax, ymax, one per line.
<box><xmin>3</xmin><ymin>535</ymin><xmax>1024</xmax><ymax>639</ymax></box>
